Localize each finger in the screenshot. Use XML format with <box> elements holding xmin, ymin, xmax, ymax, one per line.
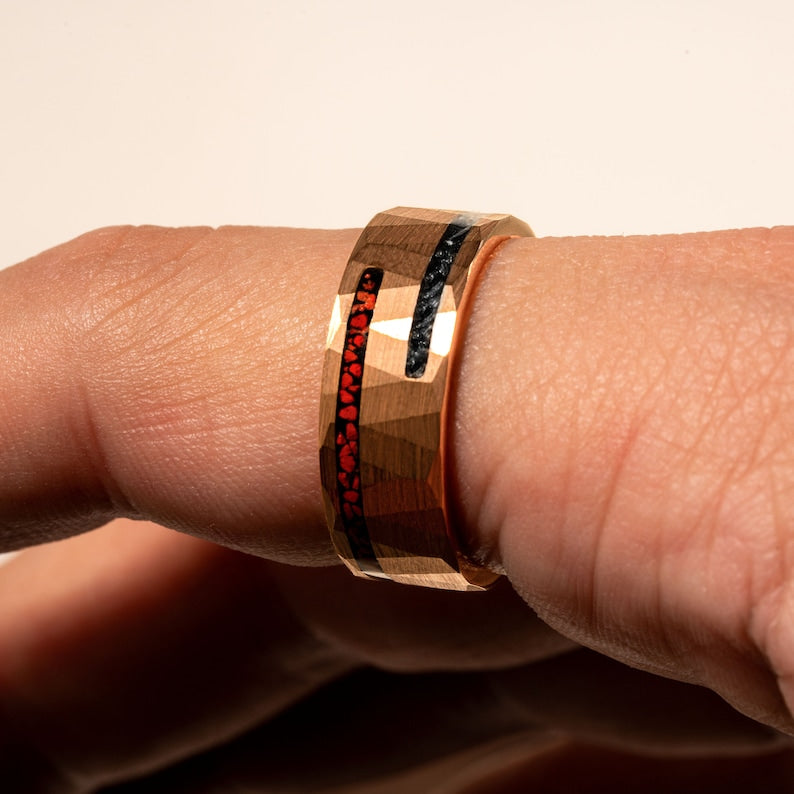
<box><xmin>95</xmin><ymin>708</ymin><xmax>554</xmax><ymax>794</ymax></box>
<box><xmin>267</xmin><ymin>564</ymin><xmax>572</xmax><ymax>673</ymax></box>
<box><xmin>0</xmin><ymin>520</ymin><xmax>354</xmax><ymax>790</ymax></box>
<box><xmin>454</xmin><ymin>228</ymin><xmax>794</xmax><ymax>731</ymax></box>
<box><xmin>0</xmin><ymin>519</ymin><xmax>564</xmax><ymax>790</ymax></box>
<box><xmin>488</xmin><ymin>648</ymin><xmax>785</xmax><ymax>756</ymax></box>
<box><xmin>457</xmin><ymin>742</ymin><xmax>794</xmax><ymax>794</ymax></box>
<box><xmin>0</xmin><ymin>226</ymin><xmax>355</xmax><ymax>561</ymax></box>
<box><xmin>92</xmin><ymin>660</ymin><xmax>785</xmax><ymax>794</ymax></box>
<box><xmin>7</xmin><ymin>223</ymin><xmax>794</xmax><ymax>737</ymax></box>
<box><xmin>1</xmin><ymin>522</ymin><xmax>781</xmax><ymax>791</ymax></box>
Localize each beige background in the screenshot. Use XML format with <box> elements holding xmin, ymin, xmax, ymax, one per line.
<box><xmin>0</xmin><ymin>0</ymin><xmax>792</xmax><ymax>264</ymax></box>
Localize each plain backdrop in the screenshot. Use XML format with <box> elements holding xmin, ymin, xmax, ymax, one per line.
<box><xmin>0</xmin><ymin>0</ymin><xmax>792</xmax><ymax>269</ymax></box>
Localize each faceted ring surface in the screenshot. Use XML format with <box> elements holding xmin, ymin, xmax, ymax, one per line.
<box><xmin>319</xmin><ymin>207</ymin><xmax>533</xmax><ymax>590</ymax></box>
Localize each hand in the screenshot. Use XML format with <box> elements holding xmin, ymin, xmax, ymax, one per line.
<box><xmin>2</xmin><ymin>225</ymin><xmax>794</xmax><ymax>791</ymax></box>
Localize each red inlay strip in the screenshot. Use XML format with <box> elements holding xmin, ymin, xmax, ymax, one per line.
<box><xmin>335</xmin><ymin>268</ymin><xmax>383</xmax><ymax>572</ymax></box>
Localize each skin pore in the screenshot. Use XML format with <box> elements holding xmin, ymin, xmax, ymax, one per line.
<box><xmin>1</xmin><ymin>225</ymin><xmax>794</xmax><ymax>790</ymax></box>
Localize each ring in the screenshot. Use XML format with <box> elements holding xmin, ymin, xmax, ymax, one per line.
<box><xmin>319</xmin><ymin>207</ymin><xmax>533</xmax><ymax>590</ymax></box>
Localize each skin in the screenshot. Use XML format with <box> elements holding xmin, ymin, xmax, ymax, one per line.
<box><xmin>1</xmin><ymin>225</ymin><xmax>794</xmax><ymax>791</ymax></box>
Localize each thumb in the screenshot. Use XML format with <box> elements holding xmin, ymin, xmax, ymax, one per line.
<box><xmin>0</xmin><ymin>224</ymin><xmax>355</xmax><ymax>563</ymax></box>
<box><xmin>454</xmin><ymin>228</ymin><xmax>794</xmax><ymax>733</ymax></box>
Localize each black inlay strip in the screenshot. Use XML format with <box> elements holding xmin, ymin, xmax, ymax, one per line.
<box><xmin>405</xmin><ymin>221</ymin><xmax>472</xmax><ymax>378</ymax></box>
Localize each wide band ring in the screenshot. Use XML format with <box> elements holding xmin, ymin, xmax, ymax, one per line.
<box><xmin>319</xmin><ymin>207</ymin><xmax>533</xmax><ymax>590</ymax></box>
